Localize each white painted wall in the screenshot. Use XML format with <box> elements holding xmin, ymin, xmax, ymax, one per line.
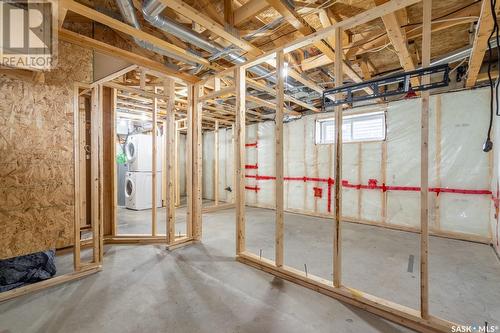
<box><xmin>202</xmin><ymin>88</ymin><xmax>493</xmax><ymax>240</ymax></box>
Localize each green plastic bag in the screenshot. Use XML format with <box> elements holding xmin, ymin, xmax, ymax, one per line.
<box><xmin>116</xmin><ymin>152</ymin><xmax>127</xmax><ymax>165</ymax></box>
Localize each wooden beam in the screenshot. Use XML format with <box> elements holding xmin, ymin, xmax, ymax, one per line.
<box><xmin>348</xmin><ymin>2</ymin><xmax>481</xmax><ymax>59</ymax></box>
<box><xmin>92</xmin><ymin>65</ymin><xmax>138</xmax><ymax>86</ymax></box>
<box><xmin>235</xmin><ymin>66</ymin><xmax>246</xmax><ymax>255</ymax></box>
<box><xmin>199</xmin><ymin>86</ymin><xmax>235</xmax><ymax>101</ymax></box>
<box><xmin>374</xmin><ymin>0</ymin><xmax>419</xmax><ymax>87</ymax></box>
<box><xmin>243</xmin><ymin>0</ymin><xmax>421</xmax><ymax>68</ymax></box>
<box><xmin>234</xmin><ymin>0</ymin><xmax>269</xmax><ymax>26</ymax></box>
<box><xmin>61</xmin><ymin>0</ymin><xmax>209</xmax><ymax>67</ymax></box>
<box><xmin>59</xmin><ymin>29</ymin><xmax>199</xmax><ymax>84</ymax></box>
<box><xmin>333</xmin><ymin>27</ymin><xmax>343</xmax><ymax>288</ymax></box>
<box><xmin>420</xmin><ymin>0</ymin><xmax>431</xmax><ymax>320</ymax></box>
<box><xmin>162</xmin><ymin>0</ymin><xmax>260</xmax><ymax>56</ymax></box>
<box><xmin>275</xmin><ymin>50</ymin><xmax>285</xmax><ymax>267</ymax></box>
<box><xmin>246</xmin><ymin>78</ymin><xmax>319</xmax><ymax>112</ymax></box>
<box><xmin>264</xmin><ymin>0</ymin><xmax>372</xmax><ymax>94</ymax></box>
<box><xmin>466</xmin><ymin>0</ymin><xmax>500</xmax><ymax>87</ymax></box>
<box><xmin>224</xmin><ymin>0</ymin><xmax>235</xmax><ymax>34</ymax></box>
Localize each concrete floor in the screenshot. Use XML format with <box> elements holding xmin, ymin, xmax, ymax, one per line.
<box><xmin>1</xmin><ymin>206</ymin><xmax>499</xmax><ymax>332</ymax></box>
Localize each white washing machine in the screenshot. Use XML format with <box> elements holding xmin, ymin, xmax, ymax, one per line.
<box><xmin>125</xmin><ymin>171</ymin><xmax>162</xmax><ymax>210</ymax></box>
<box><xmin>125</xmin><ymin>134</ymin><xmax>163</xmax><ymax>172</ymax></box>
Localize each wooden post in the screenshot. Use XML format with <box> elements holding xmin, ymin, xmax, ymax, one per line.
<box><xmin>73</xmin><ymin>85</ymin><xmax>82</xmax><ymax>270</ymax></box>
<box><xmin>186</xmin><ymin>85</ymin><xmax>194</xmax><ymax>238</ymax></box>
<box><xmin>152</xmin><ymin>91</ymin><xmax>158</xmax><ymax>237</ymax></box>
<box><xmin>165</xmin><ymin>79</ymin><xmax>176</xmax><ymax>243</ymax></box>
<box><xmin>232</xmin><ymin>123</ymin><xmax>236</xmax><ymax>204</ymax></box>
<box><xmin>175</xmin><ymin>120</ymin><xmax>180</xmax><ymax>207</ymax></box>
<box><xmin>111</xmin><ymin>88</ymin><xmax>117</xmax><ymax>236</ymax></box>
<box><xmin>235</xmin><ymin>66</ymin><xmax>246</xmax><ymax>255</ymax></box>
<box><xmin>276</xmin><ymin>50</ymin><xmax>285</xmax><ymax>267</ymax></box>
<box><xmin>333</xmin><ymin>27</ymin><xmax>343</xmax><ymax>288</ymax></box>
<box><xmin>420</xmin><ymin>0</ymin><xmax>432</xmax><ymax>320</ymax></box>
<box><xmin>98</xmin><ymin>85</ymin><xmax>104</xmax><ymax>263</ymax></box>
<box><xmin>435</xmin><ymin>95</ymin><xmax>442</xmax><ymax>230</ymax></box>
<box><xmin>214</xmin><ymin>120</ymin><xmax>220</xmax><ymax>206</ymax></box>
<box><xmin>90</xmin><ymin>87</ymin><xmax>100</xmax><ymax>263</ymax></box>
<box><xmin>193</xmin><ymin>85</ymin><xmax>203</xmax><ymax>240</ymax></box>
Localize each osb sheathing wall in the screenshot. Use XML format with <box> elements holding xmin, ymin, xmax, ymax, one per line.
<box><xmin>0</xmin><ymin>42</ymin><xmax>93</xmax><ymax>260</ymax></box>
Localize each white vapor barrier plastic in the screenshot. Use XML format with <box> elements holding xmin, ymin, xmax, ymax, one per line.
<box><xmin>201</xmin><ymin>88</ymin><xmax>493</xmax><ymax>240</ymax></box>
<box><xmin>492</xmin><ymin>91</ymin><xmax>500</xmax><ymax>254</ymax></box>
<box><xmin>201</xmin><ymin>127</ymin><xmax>233</xmax><ymax>203</ymax></box>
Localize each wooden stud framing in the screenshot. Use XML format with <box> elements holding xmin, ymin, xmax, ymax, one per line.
<box><xmin>152</xmin><ymin>92</ymin><xmax>158</xmax><ymax>237</ymax></box>
<box><xmin>91</xmin><ymin>87</ymin><xmax>101</xmax><ymax>263</ymax></box>
<box><xmin>214</xmin><ymin>120</ymin><xmax>220</xmax><ymax>206</ymax></box>
<box><xmin>235</xmin><ymin>67</ymin><xmax>246</xmax><ymax>255</ymax></box>
<box><xmin>275</xmin><ymin>51</ymin><xmax>285</xmax><ymax>267</ymax></box>
<box><xmin>175</xmin><ymin>120</ymin><xmax>181</xmax><ymax>207</ymax></box>
<box><xmin>73</xmin><ymin>84</ymin><xmax>82</xmax><ymax>270</ymax></box>
<box><xmin>193</xmin><ymin>85</ymin><xmax>203</xmax><ymax>241</ymax></box>
<box><xmin>420</xmin><ymin>0</ymin><xmax>432</xmax><ymax>320</ymax></box>
<box><xmin>186</xmin><ymin>85</ymin><xmax>194</xmax><ymax>238</ymax></box>
<box><xmin>165</xmin><ymin>79</ymin><xmax>176</xmax><ymax>244</ymax></box>
<box><xmin>333</xmin><ymin>27</ymin><xmax>343</xmax><ymax>288</ymax></box>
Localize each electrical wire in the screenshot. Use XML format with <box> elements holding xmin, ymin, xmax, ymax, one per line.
<box><xmin>483</xmin><ymin>0</ymin><xmax>499</xmax><ymax>152</ymax></box>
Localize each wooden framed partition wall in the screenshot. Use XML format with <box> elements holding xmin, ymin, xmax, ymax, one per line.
<box><xmin>197</xmin><ymin>0</ymin><xmax>461</xmax><ymax>331</ymax></box>
<box><xmin>197</xmin><ymin>70</ymin><xmax>238</xmax><ymax>214</ymax></box>
<box><xmin>97</xmin><ymin>66</ymin><xmax>201</xmax><ymax>249</ymax></box>
<box><xmin>0</xmin><ymin>83</ymin><xmax>104</xmax><ymax>302</ymax></box>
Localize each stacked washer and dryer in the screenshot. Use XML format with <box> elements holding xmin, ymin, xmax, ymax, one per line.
<box><xmin>124</xmin><ymin>134</ymin><xmax>162</xmax><ymax>210</ymax></box>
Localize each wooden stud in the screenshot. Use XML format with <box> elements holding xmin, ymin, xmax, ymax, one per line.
<box><xmin>235</xmin><ymin>67</ymin><xmax>246</xmax><ymax>254</ymax></box>
<box><xmin>98</xmin><ymin>85</ymin><xmax>105</xmax><ymax>264</ymax></box>
<box><xmin>165</xmin><ymin>79</ymin><xmax>176</xmax><ymax>244</ymax></box>
<box><xmin>420</xmin><ymin>0</ymin><xmax>431</xmax><ymax>320</ymax></box>
<box><xmin>435</xmin><ymin>95</ymin><xmax>442</xmax><ymax>230</ymax></box>
<box><xmin>152</xmin><ymin>92</ymin><xmax>158</xmax><ymax>237</ymax></box>
<box><xmin>73</xmin><ymin>84</ymin><xmax>82</xmax><ymax>270</ymax></box>
<box><xmin>111</xmin><ymin>88</ymin><xmax>118</xmax><ymax>236</ymax></box>
<box><xmin>333</xmin><ymin>27</ymin><xmax>343</xmax><ymax>288</ymax></box>
<box><xmin>186</xmin><ymin>85</ymin><xmax>194</xmax><ymax>238</ymax></box>
<box><xmin>193</xmin><ymin>85</ymin><xmax>204</xmax><ymax>240</ymax></box>
<box><xmin>91</xmin><ymin>87</ymin><xmax>100</xmax><ymax>263</ymax></box>
<box><xmin>275</xmin><ymin>50</ymin><xmax>285</xmax><ymax>267</ymax></box>
<box><xmin>175</xmin><ymin>120</ymin><xmax>181</xmax><ymax>207</ymax></box>
<box><xmin>214</xmin><ymin>120</ymin><xmax>220</xmax><ymax>206</ymax></box>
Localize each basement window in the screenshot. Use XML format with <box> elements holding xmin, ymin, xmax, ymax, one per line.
<box><xmin>315</xmin><ymin>111</ymin><xmax>386</xmax><ymax>144</ymax></box>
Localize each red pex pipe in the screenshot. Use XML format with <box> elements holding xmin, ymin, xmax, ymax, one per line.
<box><xmin>245</xmin><ymin>142</ymin><xmax>258</xmax><ymax>148</ymax></box>
<box><xmin>245</xmin><ymin>164</ymin><xmax>258</xmax><ymax>169</ymax></box>
<box><xmin>244</xmin><ymin>174</ymin><xmax>492</xmax><ymax>212</ymax></box>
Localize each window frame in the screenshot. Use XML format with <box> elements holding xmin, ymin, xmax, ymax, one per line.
<box><xmin>315</xmin><ymin>110</ymin><xmax>387</xmax><ymax>145</ymax></box>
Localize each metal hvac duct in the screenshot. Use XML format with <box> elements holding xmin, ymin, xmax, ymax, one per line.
<box><xmin>141</xmin><ymin>0</ymin><xmax>301</xmax><ymax>89</ymax></box>
<box><xmin>115</xmin><ymin>0</ymin><xmax>198</xmax><ymax>66</ymax></box>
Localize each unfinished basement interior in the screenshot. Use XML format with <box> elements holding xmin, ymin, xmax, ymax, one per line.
<box><xmin>1</xmin><ymin>0</ymin><xmax>500</xmax><ymax>332</ymax></box>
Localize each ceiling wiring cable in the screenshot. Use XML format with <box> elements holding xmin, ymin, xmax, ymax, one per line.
<box><xmin>483</xmin><ymin>0</ymin><xmax>499</xmax><ymax>152</ymax></box>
